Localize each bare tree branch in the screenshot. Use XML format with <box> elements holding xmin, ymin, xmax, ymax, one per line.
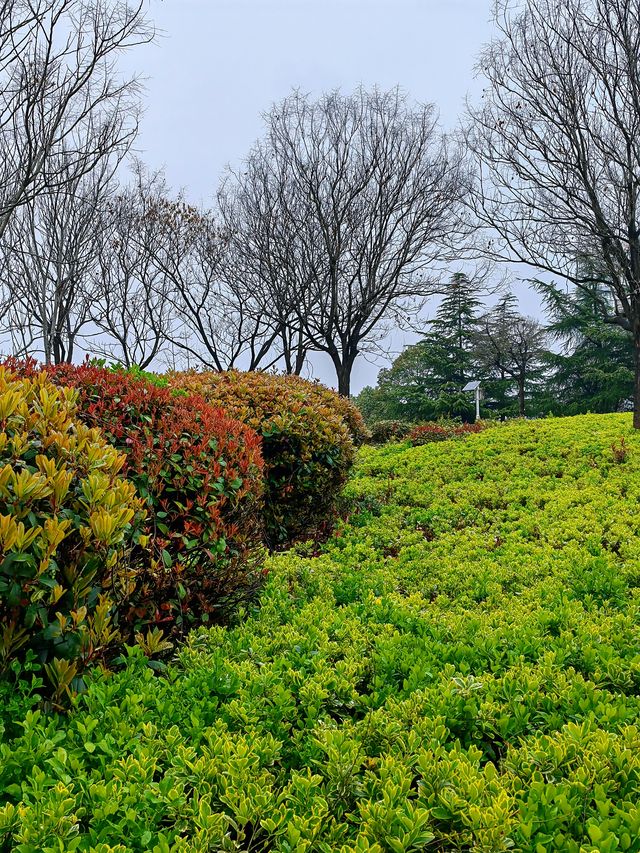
<box><xmin>466</xmin><ymin>0</ymin><xmax>640</xmax><ymax>422</ymax></box>
<box><xmin>0</xmin><ymin>0</ymin><xmax>153</xmax><ymax>239</ymax></box>
<box><xmin>223</xmin><ymin>86</ymin><xmax>467</xmax><ymax>395</ymax></box>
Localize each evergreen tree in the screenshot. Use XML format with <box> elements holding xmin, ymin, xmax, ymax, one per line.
<box><xmin>427</xmin><ymin>272</ymin><xmax>484</xmax><ymax>388</ymax></box>
<box><xmin>541</xmin><ymin>280</ymin><xmax>633</xmax><ymax>414</ymax></box>
<box><xmin>354</xmin><ymin>273</ymin><xmax>483</xmax><ymax>423</ymax></box>
<box><xmin>475</xmin><ymin>293</ymin><xmax>549</xmax><ymax>417</ymax></box>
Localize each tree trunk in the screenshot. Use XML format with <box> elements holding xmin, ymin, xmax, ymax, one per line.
<box><xmin>331</xmin><ymin>347</ymin><xmax>358</xmax><ymax>397</ymax></box>
<box><xmin>633</xmin><ymin>322</ymin><xmax>640</xmax><ymax>428</ymax></box>
<box><xmin>294</xmin><ymin>336</ymin><xmax>306</xmax><ymax>375</ymax></box>
<box><xmin>281</xmin><ymin>332</ymin><xmax>292</xmax><ymax>374</ymax></box>
<box><xmin>336</xmin><ymin>366</ymin><xmax>351</xmax><ymax>397</ymax></box>
<box><xmin>518</xmin><ymin>377</ymin><xmax>526</xmax><ymax>417</ymax></box>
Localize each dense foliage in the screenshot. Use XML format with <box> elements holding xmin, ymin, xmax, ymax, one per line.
<box><xmin>356</xmin><ymin>275</ymin><xmax>482</xmax><ymax>424</ymax></box>
<box><xmin>356</xmin><ymin>342</ymin><xmax>477</xmax><ymax>425</ymax></box>
<box><xmin>46</xmin><ymin>364</ymin><xmax>265</xmax><ymax>636</ymax></box>
<box><xmin>3</xmin><ymin>414</ymin><xmax>640</xmax><ymax>850</ymax></box>
<box><xmin>367</xmin><ymin>420</ymin><xmax>415</xmax><ymax>445</ymax></box>
<box><xmin>172</xmin><ymin>371</ymin><xmax>361</xmax><ymax>545</ymax></box>
<box><xmin>540</xmin><ymin>280</ymin><xmax>634</xmax><ymax>414</ymax></box>
<box><xmin>0</xmin><ymin>368</ymin><xmax>145</xmax><ymax>705</ymax></box>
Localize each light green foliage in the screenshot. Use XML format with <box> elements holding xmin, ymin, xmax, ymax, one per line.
<box><xmin>0</xmin><ymin>368</ymin><xmax>146</xmax><ymax>706</ymax></box>
<box><xmin>3</xmin><ymin>414</ymin><xmax>640</xmax><ymax>850</ymax></box>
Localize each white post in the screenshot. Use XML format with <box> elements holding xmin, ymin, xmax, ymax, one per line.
<box><xmin>475</xmin><ymin>387</ymin><xmax>480</xmax><ymax>422</ymax></box>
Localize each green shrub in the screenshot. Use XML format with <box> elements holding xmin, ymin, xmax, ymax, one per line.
<box><xmin>172</xmin><ymin>370</ymin><xmax>360</xmax><ymax>545</ymax></box>
<box><xmin>45</xmin><ymin>364</ymin><xmax>266</xmax><ymax>637</ymax></box>
<box><xmin>0</xmin><ymin>368</ymin><xmax>145</xmax><ymax>704</ymax></box>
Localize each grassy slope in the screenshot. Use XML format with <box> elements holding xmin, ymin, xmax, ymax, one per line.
<box><xmin>3</xmin><ymin>414</ymin><xmax>640</xmax><ymax>852</ymax></box>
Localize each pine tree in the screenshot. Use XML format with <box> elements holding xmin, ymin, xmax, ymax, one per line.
<box><xmin>353</xmin><ymin>273</ymin><xmax>483</xmax><ymax>423</ymax></box>
<box><xmin>427</xmin><ymin>272</ymin><xmax>484</xmax><ymax>388</ymax></box>
<box><xmin>541</xmin><ymin>280</ymin><xmax>633</xmax><ymax>414</ymax></box>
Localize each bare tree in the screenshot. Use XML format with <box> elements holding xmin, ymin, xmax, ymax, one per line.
<box><xmin>467</xmin><ymin>0</ymin><xmax>640</xmax><ymax>424</ymax></box>
<box><xmin>0</xmin><ymin>141</ymin><xmax>121</xmax><ymax>364</ymax></box>
<box><xmin>0</xmin><ymin>0</ymin><xmax>152</xmax><ymax>239</ymax></box>
<box><xmin>91</xmin><ymin>164</ymin><xmax>174</xmax><ymax>368</ymax></box>
<box><xmin>219</xmin><ymin>157</ymin><xmax>314</xmax><ymax>376</ymax></box>
<box><xmin>149</xmin><ymin>192</ymin><xmax>284</xmax><ymax>372</ymax></box>
<box><xmin>223</xmin><ymin>87</ymin><xmax>466</xmax><ymax>396</ymax></box>
<box><xmin>476</xmin><ymin>293</ymin><xmax>548</xmax><ymax>416</ymax></box>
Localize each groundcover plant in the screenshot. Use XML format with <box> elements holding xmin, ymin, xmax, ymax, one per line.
<box><xmin>3</xmin><ymin>413</ymin><xmax>640</xmax><ymax>852</ymax></box>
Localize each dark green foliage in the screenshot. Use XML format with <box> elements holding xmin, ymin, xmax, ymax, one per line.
<box><xmin>356</xmin><ymin>273</ymin><xmax>635</xmax><ymax>423</ymax></box>
<box><xmin>539</xmin><ymin>280</ymin><xmax>634</xmax><ymax>414</ymax></box>
<box><xmin>355</xmin><ymin>274</ymin><xmax>483</xmax><ymax>424</ymax></box>
<box><xmin>355</xmin><ymin>341</ymin><xmax>477</xmax><ymax>424</ymax></box>
<box><xmin>428</xmin><ymin>272</ymin><xmax>484</xmax><ymax>388</ymax></box>
<box><xmin>475</xmin><ymin>293</ymin><xmax>549</xmax><ymax>417</ymax></box>
<box><xmin>173</xmin><ymin>371</ymin><xmax>360</xmax><ymax>546</ymax></box>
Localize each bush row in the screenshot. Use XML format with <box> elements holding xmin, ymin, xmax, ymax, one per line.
<box><xmin>172</xmin><ymin>370</ymin><xmax>365</xmax><ymax>545</ymax></box>
<box><xmin>0</xmin><ymin>362</ymin><xmax>362</xmax><ymax>696</ymax></box>
<box><xmin>366</xmin><ymin>419</ymin><xmax>415</xmax><ymax>444</ymax></box>
<box><xmin>48</xmin><ymin>364</ymin><xmax>266</xmax><ymax>638</ymax></box>
<box><xmin>408</xmin><ymin>420</ymin><xmax>487</xmax><ymax>445</ymax></box>
<box><xmin>366</xmin><ymin>418</ymin><xmax>489</xmax><ymax>445</ymax></box>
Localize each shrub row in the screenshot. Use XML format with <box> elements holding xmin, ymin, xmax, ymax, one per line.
<box><xmin>366</xmin><ymin>419</ymin><xmax>415</xmax><ymax>444</ymax></box>
<box><xmin>366</xmin><ymin>419</ymin><xmax>489</xmax><ymax>446</ymax></box>
<box><xmin>172</xmin><ymin>370</ymin><xmax>363</xmax><ymax>545</ymax></box>
<box><xmin>408</xmin><ymin>420</ymin><xmax>487</xmax><ymax>445</ymax></box>
<box><xmin>2</xmin><ymin>414</ymin><xmax>640</xmax><ymax>849</ymax></box>
<box><xmin>48</xmin><ymin>364</ymin><xmax>266</xmax><ymax>638</ymax></box>
<box><xmin>0</xmin><ymin>362</ymin><xmax>361</xmax><ymax>697</ymax></box>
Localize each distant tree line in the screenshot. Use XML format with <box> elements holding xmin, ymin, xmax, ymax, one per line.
<box><xmin>355</xmin><ymin>272</ymin><xmax>634</xmax><ymax>422</ymax></box>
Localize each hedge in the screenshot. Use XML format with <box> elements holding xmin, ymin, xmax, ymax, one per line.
<box><xmin>44</xmin><ymin>364</ymin><xmax>266</xmax><ymax>637</ymax></box>
<box><xmin>366</xmin><ymin>420</ymin><xmax>415</xmax><ymax>444</ymax></box>
<box><xmin>171</xmin><ymin>370</ymin><xmax>361</xmax><ymax>545</ymax></box>
<box><xmin>408</xmin><ymin>420</ymin><xmax>488</xmax><ymax>445</ymax></box>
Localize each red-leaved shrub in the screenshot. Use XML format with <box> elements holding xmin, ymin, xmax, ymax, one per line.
<box><xmin>409</xmin><ymin>421</ymin><xmax>488</xmax><ymax>446</ymax></box>
<box><xmin>44</xmin><ymin>364</ymin><xmax>265</xmax><ymax>634</ymax></box>
<box><xmin>170</xmin><ymin>370</ymin><xmax>360</xmax><ymax>545</ymax></box>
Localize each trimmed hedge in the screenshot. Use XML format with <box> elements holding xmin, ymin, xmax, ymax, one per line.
<box><xmin>366</xmin><ymin>420</ymin><xmax>489</xmax><ymax>446</ymax></box>
<box><xmin>0</xmin><ymin>368</ymin><xmax>145</xmax><ymax>704</ymax></box>
<box><xmin>45</xmin><ymin>364</ymin><xmax>266</xmax><ymax>636</ymax></box>
<box><xmin>367</xmin><ymin>419</ymin><xmax>415</xmax><ymax>444</ymax></box>
<box><xmin>171</xmin><ymin>370</ymin><xmax>361</xmax><ymax>545</ymax></box>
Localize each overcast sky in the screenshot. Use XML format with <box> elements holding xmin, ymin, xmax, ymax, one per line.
<box><xmin>124</xmin><ymin>0</ymin><xmax>542</xmax><ymax>392</ymax></box>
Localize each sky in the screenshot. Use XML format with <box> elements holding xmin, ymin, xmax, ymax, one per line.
<box><xmin>122</xmin><ymin>0</ymin><xmax>542</xmax><ymax>392</ymax></box>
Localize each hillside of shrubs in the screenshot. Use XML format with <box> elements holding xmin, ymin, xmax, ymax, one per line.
<box><xmin>3</xmin><ymin>402</ymin><xmax>640</xmax><ymax>851</ymax></box>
